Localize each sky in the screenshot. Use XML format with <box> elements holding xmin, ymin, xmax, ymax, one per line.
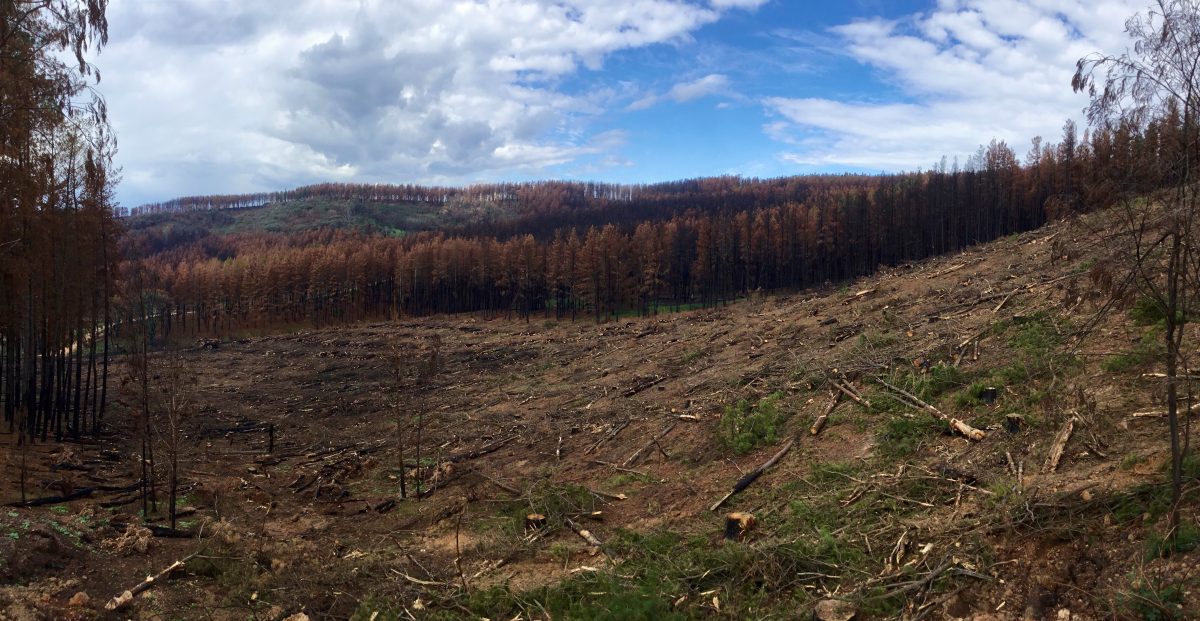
<box><xmin>96</xmin><ymin>0</ymin><xmax>1148</xmax><ymax>208</ymax></box>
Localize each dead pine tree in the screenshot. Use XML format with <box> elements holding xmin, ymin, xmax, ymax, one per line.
<box><xmin>153</xmin><ymin>355</ymin><xmax>192</xmax><ymax>529</ymax></box>
<box><xmin>415</xmin><ymin>335</ymin><xmax>442</xmax><ymax>498</ymax></box>
<box><xmin>389</xmin><ymin>340</ymin><xmax>408</xmax><ymax>499</ymax></box>
<box><xmin>123</xmin><ymin>264</ymin><xmax>159</xmax><ymax>520</ymax></box>
<box><xmin>1073</xmin><ymin>0</ymin><xmax>1200</xmax><ymax>541</ymax></box>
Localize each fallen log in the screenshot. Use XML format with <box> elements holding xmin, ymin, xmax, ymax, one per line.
<box><xmin>710</xmin><ymin>437</ymin><xmax>796</xmax><ymax>512</ymax></box>
<box><xmin>106</xmin><ymin>552</ymin><xmax>197</xmax><ymax>610</ymax></box>
<box><xmin>1130</xmin><ymin>402</ymin><xmax>1200</xmax><ymax>418</ymax></box>
<box><xmin>874</xmin><ymin>378</ymin><xmax>985</xmax><ymax>441</ymax></box>
<box><xmin>7</xmin><ymin>487</ymin><xmax>94</xmax><ymax>507</ymax></box>
<box><xmin>1043</xmin><ymin>416</ymin><xmax>1076</xmax><ymax>474</ymax></box>
<box><xmin>622</xmin><ymin>422</ymin><xmax>677</xmax><ymax>466</ymax></box>
<box><xmin>810</xmin><ymin>390</ymin><xmax>841</xmax><ymax>436</ymax></box>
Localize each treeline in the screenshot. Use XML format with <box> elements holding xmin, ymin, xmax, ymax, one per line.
<box><xmin>123</xmin><ymin>180</ymin><xmax>643</xmax><ymax>218</ymax></box>
<box><xmin>125</xmin><ymin>112</ymin><xmax>1196</xmax><ymax>338</ymax></box>
<box><xmin>0</xmin><ymin>1</ymin><xmax>121</xmax><ymax>443</ymax></box>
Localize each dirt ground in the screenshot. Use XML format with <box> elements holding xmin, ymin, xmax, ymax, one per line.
<box><xmin>1</xmin><ymin>214</ymin><xmax>1197</xmax><ymax>620</ymax></box>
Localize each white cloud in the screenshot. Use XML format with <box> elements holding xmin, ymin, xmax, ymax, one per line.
<box><xmin>100</xmin><ymin>0</ymin><xmax>758</xmax><ymax>206</ymax></box>
<box><xmin>708</xmin><ymin>0</ymin><xmax>768</xmax><ymax>9</ymax></box>
<box><xmin>765</xmin><ymin>0</ymin><xmax>1145</xmax><ymax>171</ymax></box>
<box><xmin>629</xmin><ymin>73</ymin><xmax>731</xmax><ymax>109</ymax></box>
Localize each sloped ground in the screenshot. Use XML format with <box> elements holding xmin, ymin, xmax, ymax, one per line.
<box><xmin>2</xmin><ymin>210</ymin><xmax>1197</xmax><ymax>620</ymax></box>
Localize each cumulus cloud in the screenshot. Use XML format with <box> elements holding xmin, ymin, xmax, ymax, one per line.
<box><xmin>101</xmin><ymin>0</ymin><xmax>758</xmax><ymax>206</ymax></box>
<box><xmin>765</xmin><ymin>0</ymin><xmax>1145</xmax><ymax>171</ymax></box>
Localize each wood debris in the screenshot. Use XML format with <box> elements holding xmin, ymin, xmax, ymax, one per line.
<box><xmin>710</xmin><ymin>437</ymin><xmax>796</xmax><ymax>511</ymax></box>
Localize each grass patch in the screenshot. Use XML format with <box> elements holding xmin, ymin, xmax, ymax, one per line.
<box><xmin>877</xmin><ymin>416</ymin><xmax>946</xmax><ymax>459</ymax></box>
<box><xmin>1103</xmin><ymin>330</ymin><xmax>1160</xmax><ymax>373</ymax></box>
<box><xmin>1129</xmin><ymin>296</ymin><xmax>1186</xmax><ymax>328</ymax></box>
<box><xmin>493</xmin><ymin>484</ymin><xmax>598</xmax><ymax>537</ymax></box>
<box><xmin>719</xmin><ymin>392</ymin><xmax>786</xmax><ymax>454</ymax></box>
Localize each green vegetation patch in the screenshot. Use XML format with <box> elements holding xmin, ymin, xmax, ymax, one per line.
<box><xmin>719</xmin><ymin>392</ymin><xmax>787</xmax><ymax>454</ymax></box>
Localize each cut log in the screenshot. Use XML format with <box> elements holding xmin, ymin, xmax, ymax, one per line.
<box><xmin>1043</xmin><ymin>416</ymin><xmax>1076</xmax><ymax>474</ymax></box>
<box><xmin>810</xmin><ymin>390</ymin><xmax>841</xmax><ymax>436</ymax></box>
<box><xmin>723</xmin><ymin>512</ymin><xmax>756</xmax><ymax>541</ymax></box>
<box><xmin>874</xmin><ymin>378</ymin><xmax>985</xmax><ymax>441</ymax></box>
<box><xmin>622</xmin><ymin>422</ymin><xmax>677</xmax><ymax>467</ymax></box>
<box><xmin>710</xmin><ymin>437</ymin><xmax>796</xmax><ymax>512</ymax></box>
<box><xmin>105</xmin><ymin>553</ymin><xmax>196</xmax><ymax>610</ymax></box>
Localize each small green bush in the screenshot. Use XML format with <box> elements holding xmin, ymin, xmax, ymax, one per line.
<box><xmin>719</xmin><ymin>392</ymin><xmax>786</xmax><ymax>454</ymax></box>
<box><xmin>878</xmin><ymin>416</ymin><xmax>945</xmax><ymax>459</ymax></box>
<box><xmin>1131</xmin><ymin>296</ymin><xmax>1171</xmax><ymax>326</ymax></box>
<box><xmin>1123</xmin><ymin>580</ymin><xmax>1187</xmax><ymax>621</ymax></box>
<box><xmin>1145</xmin><ymin>523</ymin><xmax>1200</xmax><ymax>560</ymax></box>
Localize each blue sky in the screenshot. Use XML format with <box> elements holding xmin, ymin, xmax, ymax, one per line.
<box><xmin>98</xmin><ymin>0</ymin><xmax>1145</xmax><ymax>207</ymax></box>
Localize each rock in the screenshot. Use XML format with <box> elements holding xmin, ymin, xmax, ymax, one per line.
<box><xmin>1057</xmin><ymin>610</ymin><xmax>1071</xmax><ymax>620</ymax></box>
<box><xmin>813</xmin><ymin>599</ymin><xmax>856</xmax><ymax>621</ymax></box>
<box><xmin>67</xmin><ymin>591</ymin><xmax>90</xmax><ymax>607</ymax></box>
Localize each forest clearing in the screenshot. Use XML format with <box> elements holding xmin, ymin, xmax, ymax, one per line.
<box><xmin>3</xmin><ymin>207</ymin><xmax>1197</xmax><ymax>619</ymax></box>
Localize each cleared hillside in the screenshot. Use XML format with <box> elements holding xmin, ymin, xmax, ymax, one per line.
<box><xmin>2</xmin><ymin>208</ymin><xmax>1196</xmax><ymax>620</ymax></box>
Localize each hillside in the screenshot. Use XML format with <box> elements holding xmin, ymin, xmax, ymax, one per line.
<box><xmin>122</xmin><ymin>198</ymin><xmax>451</xmax><ymax>241</ymax></box>
<box><xmin>3</xmin><ymin>207</ymin><xmax>1195</xmax><ymax>620</ymax></box>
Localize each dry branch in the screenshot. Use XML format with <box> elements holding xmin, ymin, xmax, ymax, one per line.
<box><xmin>586</xmin><ymin>421</ymin><xmax>630</xmax><ymax>455</ymax></box>
<box><xmin>832</xmin><ymin>380</ymin><xmax>871</xmax><ymax>408</ymax></box>
<box><xmin>1130</xmin><ymin>402</ymin><xmax>1200</xmax><ymax>418</ymax></box>
<box><xmin>710</xmin><ymin>437</ymin><xmax>796</xmax><ymax>512</ymax></box>
<box><xmin>623</xmin><ymin>375</ymin><xmax>667</xmax><ymax>397</ymax></box>
<box><xmin>106</xmin><ymin>552</ymin><xmax>197</xmax><ymax>610</ymax></box>
<box><xmin>874</xmin><ymin>378</ymin><xmax>984</xmax><ymax>441</ymax></box>
<box><xmin>1043</xmin><ymin>416</ymin><xmax>1076</xmax><ymax>474</ymax></box>
<box><xmin>565</xmin><ymin>517</ymin><xmax>607</xmax><ymax>552</ymax></box>
<box><xmin>810</xmin><ymin>390</ymin><xmax>841</xmax><ymax>436</ymax></box>
<box><xmin>622</xmin><ymin>422</ymin><xmax>677</xmax><ymax>466</ymax></box>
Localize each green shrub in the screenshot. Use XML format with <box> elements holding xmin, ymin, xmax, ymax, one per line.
<box><xmin>1145</xmin><ymin>522</ymin><xmax>1200</xmax><ymax>560</ymax></box>
<box><xmin>878</xmin><ymin>416</ymin><xmax>945</xmax><ymax>459</ymax></box>
<box><xmin>1131</xmin><ymin>296</ymin><xmax>1171</xmax><ymax>326</ymax></box>
<box><xmin>1123</xmin><ymin>580</ymin><xmax>1187</xmax><ymax>621</ymax></box>
<box><xmin>719</xmin><ymin>392</ymin><xmax>786</xmax><ymax>454</ymax></box>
